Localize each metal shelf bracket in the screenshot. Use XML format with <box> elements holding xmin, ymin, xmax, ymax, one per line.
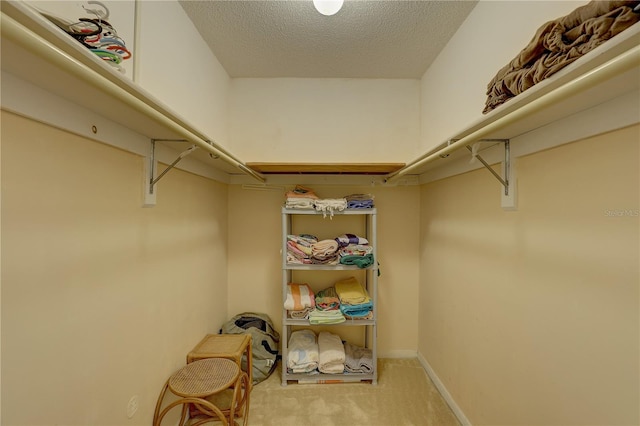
<box><xmin>143</xmin><ymin>139</ymin><xmax>198</xmax><ymax>207</ymax></box>
<box><xmin>465</xmin><ymin>139</ymin><xmax>517</xmax><ymax>210</ymax></box>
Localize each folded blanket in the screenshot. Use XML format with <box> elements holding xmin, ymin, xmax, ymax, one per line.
<box><xmin>335</xmin><ymin>277</ymin><xmax>371</xmax><ymax>305</ymax></box>
<box><xmin>318</xmin><ymin>331</ymin><xmax>346</xmax><ymax>374</ymax></box>
<box><xmin>344</xmin><ymin>342</ymin><xmax>374</xmax><ymax>374</ymax></box>
<box><xmin>287</xmin><ymin>330</ymin><xmax>319</xmax><ymax>373</ymax></box>
<box><xmin>284</xmin><ymin>283</ymin><xmax>315</xmax><ymax>310</ymax></box>
<box><xmin>484</xmin><ymin>0</ymin><xmax>640</xmax><ymax>113</ymax></box>
<box><xmin>315</xmin><ymin>287</ymin><xmax>341</xmax><ymax>311</ymax></box>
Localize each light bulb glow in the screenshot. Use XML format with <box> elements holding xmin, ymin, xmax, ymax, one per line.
<box><xmin>313</xmin><ymin>0</ymin><xmax>344</xmax><ymax>16</ymax></box>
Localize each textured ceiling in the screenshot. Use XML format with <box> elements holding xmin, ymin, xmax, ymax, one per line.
<box><xmin>179</xmin><ymin>0</ymin><xmax>478</xmax><ymax>79</ymax></box>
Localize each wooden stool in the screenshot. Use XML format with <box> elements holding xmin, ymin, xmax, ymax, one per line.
<box><xmin>153</xmin><ymin>358</ymin><xmax>250</xmax><ymax>426</ymax></box>
<box><xmin>187</xmin><ymin>334</ymin><xmax>253</xmax><ymax>389</ymax></box>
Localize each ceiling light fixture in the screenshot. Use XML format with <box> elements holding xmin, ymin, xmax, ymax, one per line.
<box><xmin>313</xmin><ymin>0</ymin><xmax>344</xmax><ymax>16</ymax></box>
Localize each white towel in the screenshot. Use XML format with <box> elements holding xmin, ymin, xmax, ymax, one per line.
<box><xmin>314</xmin><ymin>198</ymin><xmax>347</xmax><ymax>218</ymax></box>
<box><xmin>287</xmin><ymin>330</ymin><xmax>319</xmax><ymax>373</ymax></box>
<box><xmin>318</xmin><ymin>331</ymin><xmax>345</xmax><ymax>374</ymax></box>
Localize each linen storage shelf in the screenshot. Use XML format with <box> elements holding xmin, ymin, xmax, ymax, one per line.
<box><xmin>281</xmin><ymin>207</ymin><xmax>378</xmax><ymax>385</ymax></box>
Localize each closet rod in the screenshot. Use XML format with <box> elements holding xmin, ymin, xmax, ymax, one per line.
<box><xmin>384</xmin><ymin>44</ymin><xmax>640</xmax><ymax>183</ymax></box>
<box><xmin>0</xmin><ymin>11</ymin><xmax>265</xmax><ymax>184</ymax></box>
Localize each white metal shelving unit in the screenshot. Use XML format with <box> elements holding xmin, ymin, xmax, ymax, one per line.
<box><xmin>281</xmin><ymin>207</ymin><xmax>378</xmax><ymax>385</ymax></box>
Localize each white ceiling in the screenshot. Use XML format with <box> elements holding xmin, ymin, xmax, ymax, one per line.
<box><xmin>179</xmin><ymin>0</ymin><xmax>478</xmax><ymax>79</ymax></box>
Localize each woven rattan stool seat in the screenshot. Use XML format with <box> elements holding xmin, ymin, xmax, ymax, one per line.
<box><xmin>169</xmin><ymin>358</ymin><xmax>239</xmax><ymax>398</ymax></box>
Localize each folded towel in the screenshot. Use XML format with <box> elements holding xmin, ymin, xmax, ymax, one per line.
<box><xmin>343</xmin><ymin>308</ymin><xmax>373</xmax><ymax>319</ymax></box>
<box><xmin>344</xmin><ymin>193</ymin><xmax>374</xmax><ymax>202</ymax></box>
<box><xmin>315</xmin><ymin>287</ymin><xmax>341</xmax><ymax>311</ymax></box>
<box><xmin>289</xmin><ymin>307</ymin><xmax>313</xmax><ymax>319</ymax></box>
<box><xmin>284</xmin><ymin>283</ymin><xmax>315</xmax><ymax>310</ymax></box>
<box><xmin>312</xmin><ymin>239</ymin><xmax>339</xmax><ymax>260</ymax></box>
<box><xmin>287</xmin><ymin>330</ymin><xmax>319</xmax><ymax>373</ymax></box>
<box><xmin>318</xmin><ymin>331</ymin><xmax>345</xmax><ymax>374</ymax></box>
<box><xmin>335</xmin><ymin>234</ymin><xmax>369</xmax><ymax>247</ymax></box>
<box><xmin>285</xmin><ymin>197</ymin><xmax>316</xmax><ymax>209</ymax></box>
<box><xmin>339</xmin><ymin>244</ymin><xmax>373</xmax><ymax>256</ymax></box>
<box><xmin>344</xmin><ymin>342</ymin><xmax>374</xmax><ymax>374</ymax></box>
<box><xmin>345</xmin><ymin>194</ymin><xmax>375</xmax><ymax>209</ymax></box>
<box><xmin>335</xmin><ymin>277</ymin><xmax>370</xmax><ymax>305</ymax></box>
<box><xmin>309</xmin><ymin>308</ymin><xmax>346</xmax><ymax>324</ymax></box>
<box><xmin>314</xmin><ymin>198</ymin><xmax>347</xmax><ymax>218</ymax></box>
<box><xmin>339</xmin><ymin>253</ymin><xmax>375</xmax><ymax>269</ymax></box>
<box><xmin>285</xmin><ymin>185</ymin><xmax>319</xmax><ymax>199</ymax></box>
<box><xmin>347</xmin><ymin>199</ymin><xmax>374</xmax><ymax>209</ymax></box>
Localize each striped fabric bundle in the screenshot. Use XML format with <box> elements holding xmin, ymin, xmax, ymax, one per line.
<box><xmin>284</xmin><ymin>283</ymin><xmax>315</xmax><ymax>311</ymax></box>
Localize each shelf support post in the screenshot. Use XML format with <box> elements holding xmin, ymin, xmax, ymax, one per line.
<box><xmin>143</xmin><ymin>139</ymin><xmax>197</xmax><ymax>207</ymax></box>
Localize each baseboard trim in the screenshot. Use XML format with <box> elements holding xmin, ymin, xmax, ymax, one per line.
<box><xmin>379</xmin><ymin>349</ymin><xmax>418</xmax><ymax>358</ymax></box>
<box><xmin>417</xmin><ymin>352</ymin><xmax>471</xmax><ymax>426</ymax></box>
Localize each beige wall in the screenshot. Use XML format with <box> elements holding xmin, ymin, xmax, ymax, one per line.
<box><xmin>420</xmin><ymin>0</ymin><xmax>579</xmax><ymax>152</ymax></box>
<box><xmin>227</xmin><ymin>184</ymin><xmax>420</xmax><ymax>357</ymax></box>
<box><xmin>1</xmin><ymin>111</ymin><xmax>229</xmax><ymax>425</ymax></box>
<box><xmin>228</xmin><ymin>78</ymin><xmax>421</xmax><ymax>162</ymax></box>
<box><xmin>419</xmin><ymin>125</ymin><xmax>639</xmax><ymax>425</ymax></box>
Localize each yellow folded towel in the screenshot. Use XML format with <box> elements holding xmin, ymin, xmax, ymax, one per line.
<box><xmin>334</xmin><ymin>277</ymin><xmax>370</xmax><ymax>305</ymax></box>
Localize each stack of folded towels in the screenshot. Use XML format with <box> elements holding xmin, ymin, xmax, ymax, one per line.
<box><xmin>284</xmin><ymin>186</ymin><xmax>372</xmax><ymax>218</ymax></box>
<box><xmin>286</xmin><ymin>234</ymin><xmax>317</xmax><ymax>264</ymax></box>
<box><xmin>309</xmin><ymin>286</ymin><xmax>345</xmax><ymax>324</ymax></box>
<box><xmin>344</xmin><ymin>193</ymin><xmax>375</xmax><ymax>209</ymax></box>
<box><xmin>286</xmin><ymin>235</ymin><xmax>344</xmax><ymax>265</ymax></box>
<box><xmin>336</xmin><ymin>233</ymin><xmax>375</xmax><ymax>268</ymax></box>
<box><xmin>335</xmin><ymin>276</ymin><xmax>373</xmax><ymax>319</ymax></box>
<box><xmin>285</xmin><ymin>283</ymin><xmax>315</xmax><ymax>319</ymax></box>
<box><xmin>287</xmin><ymin>330</ymin><xmax>373</xmax><ymax>375</ymax></box>
<box><xmin>285</xmin><ymin>185</ymin><xmax>318</xmax><ymax>210</ymax></box>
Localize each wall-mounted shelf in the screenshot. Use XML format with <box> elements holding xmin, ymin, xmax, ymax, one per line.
<box><xmin>386</xmin><ymin>23</ymin><xmax>640</xmax><ymax>182</ymax></box>
<box><xmin>0</xmin><ymin>0</ymin><xmax>263</xmax><ymax>183</ymax></box>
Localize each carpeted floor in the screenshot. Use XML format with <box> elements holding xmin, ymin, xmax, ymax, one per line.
<box><xmin>246</xmin><ymin>358</ymin><xmax>460</xmax><ymax>426</ymax></box>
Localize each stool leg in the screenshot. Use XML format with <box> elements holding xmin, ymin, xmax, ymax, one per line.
<box><xmin>153</xmin><ymin>379</ymin><xmax>170</xmax><ymax>426</ymax></box>
<box><xmin>231</xmin><ymin>372</ymin><xmax>250</xmax><ymax>426</ymax></box>
<box><xmin>156</xmin><ymin>398</ymin><xmax>228</xmax><ymax>426</ymax></box>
